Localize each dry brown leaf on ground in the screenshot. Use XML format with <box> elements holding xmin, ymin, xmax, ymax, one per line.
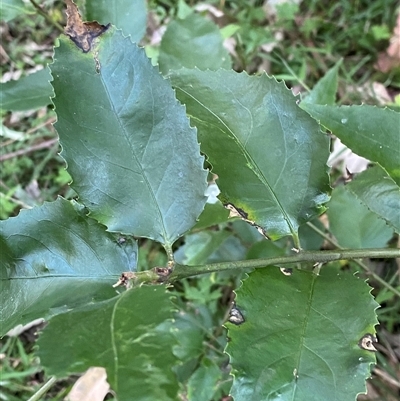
<box><xmin>375</xmin><ymin>12</ymin><xmax>400</xmax><ymax>73</ymax></box>
<box><xmin>66</xmin><ymin>367</ymin><xmax>110</xmax><ymax>401</ymax></box>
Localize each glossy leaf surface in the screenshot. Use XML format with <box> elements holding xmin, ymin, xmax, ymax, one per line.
<box><xmin>85</xmin><ymin>0</ymin><xmax>147</xmax><ymax>43</ymax></box>
<box><xmin>346</xmin><ymin>165</ymin><xmax>400</xmax><ymax>234</ymax></box>
<box><xmin>327</xmin><ymin>185</ymin><xmax>394</xmax><ymax>249</ymax></box>
<box><xmin>159</xmin><ymin>13</ymin><xmax>231</xmax><ymax>74</ymax></box>
<box><xmin>52</xmin><ymin>29</ymin><xmax>207</xmax><ymax>246</ymax></box>
<box><xmin>0</xmin><ymin>68</ymin><xmax>53</xmax><ymax>111</ymax></box>
<box><xmin>226</xmin><ymin>267</ymin><xmax>378</xmax><ymax>401</ymax></box>
<box><xmin>170</xmin><ymin>69</ymin><xmax>330</xmax><ymax>242</ymax></box>
<box><xmin>0</xmin><ymin>197</ymin><xmax>137</xmax><ymax>336</ymax></box>
<box><xmin>302</xmin><ymin>104</ymin><xmax>400</xmax><ymax>185</ymax></box>
<box><xmin>37</xmin><ymin>286</ymin><xmax>179</xmax><ymax>401</ymax></box>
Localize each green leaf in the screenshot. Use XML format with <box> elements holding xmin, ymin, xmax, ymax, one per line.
<box><xmin>170</xmin><ymin>69</ymin><xmax>330</xmax><ymax>244</ymax></box>
<box><xmin>192</xmin><ymin>201</ymin><xmax>230</xmax><ymax>230</ymax></box>
<box><xmin>327</xmin><ymin>185</ymin><xmax>394</xmax><ymax>249</ymax></box>
<box><xmin>171</xmin><ymin>308</ymin><xmax>206</xmax><ymax>361</ymax></box>
<box><xmin>52</xmin><ymin>28</ymin><xmax>207</xmax><ymax>247</ymax></box>
<box><xmin>0</xmin><ymin>68</ymin><xmax>53</xmax><ymax>111</ymax></box>
<box><xmin>246</xmin><ymin>239</ymin><xmax>285</xmax><ymax>260</ymax></box>
<box><xmin>187</xmin><ymin>358</ymin><xmax>222</xmax><ymax>401</ymax></box>
<box><xmin>0</xmin><ymin>0</ymin><xmax>32</xmax><ymax>22</ymax></box>
<box><xmin>175</xmin><ymin>230</ymin><xmax>246</xmax><ymax>265</ymax></box>
<box><xmin>297</xmin><ymin>218</ymin><xmax>325</xmax><ymax>250</ymax></box>
<box><xmin>346</xmin><ymin>165</ymin><xmax>400</xmax><ymax>234</ymax></box>
<box><xmin>85</xmin><ymin>0</ymin><xmax>147</xmax><ymax>43</ymax></box>
<box><xmin>159</xmin><ymin>13</ymin><xmax>231</xmax><ymax>75</ymax></box>
<box><xmin>226</xmin><ymin>267</ymin><xmax>379</xmax><ymax>401</ymax></box>
<box><xmin>301</xmin><ymin>104</ymin><xmax>400</xmax><ymax>185</ymax></box>
<box><xmin>0</xmin><ymin>197</ymin><xmax>137</xmax><ymax>336</ymax></box>
<box><xmin>37</xmin><ymin>286</ymin><xmax>179</xmax><ymax>401</ymax></box>
<box><xmin>177</xmin><ymin>0</ymin><xmax>193</xmax><ymax>19</ymax></box>
<box><xmin>301</xmin><ymin>59</ymin><xmax>341</xmax><ymax>105</ymax></box>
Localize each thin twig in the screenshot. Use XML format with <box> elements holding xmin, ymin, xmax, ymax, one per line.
<box><xmin>29</xmin><ymin>0</ymin><xmax>64</xmax><ymax>33</ymax></box>
<box><xmin>26</xmin><ymin>116</ymin><xmax>56</xmax><ymax>135</ymax></box>
<box><xmin>168</xmin><ymin>248</ymin><xmax>400</xmax><ymax>283</ymax></box>
<box><xmin>306</xmin><ymin>221</ymin><xmax>400</xmax><ymax>298</ymax></box>
<box><xmin>0</xmin><ymin>138</ymin><xmax>58</xmax><ymax>162</ymax></box>
<box><xmin>373</xmin><ymin>367</ymin><xmax>400</xmax><ymax>389</ymax></box>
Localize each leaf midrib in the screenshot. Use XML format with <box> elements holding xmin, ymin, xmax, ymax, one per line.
<box><xmin>99</xmin><ymin>52</ymin><xmax>169</xmax><ymax>244</ymax></box>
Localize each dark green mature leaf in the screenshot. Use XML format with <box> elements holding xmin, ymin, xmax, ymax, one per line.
<box><xmin>85</xmin><ymin>0</ymin><xmax>147</xmax><ymax>43</ymax></box>
<box><xmin>159</xmin><ymin>13</ymin><xmax>231</xmax><ymax>75</ymax></box>
<box><xmin>170</xmin><ymin>69</ymin><xmax>330</xmax><ymax>244</ymax></box>
<box><xmin>346</xmin><ymin>165</ymin><xmax>400</xmax><ymax>234</ymax></box>
<box><xmin>301</xmin><ymin>104</ymin><xmax>400</xmax><ymax>185</ymax></box>
<box><xmin>301</xmin><ymin>59</ymin><xmax>341</xmax><ymax>105</ymax></box>
<box><xmin>0</xmin><ymin>197</ymin><xmax>137</xmax><ymax>336</ymax></box>
<box><xmin>37</xmin><ymin>286</ymin><xmax>179</xmax><ymax>401</ymax></box>
<box><xmin>327</xmin><ymin>185</ymin><xmax>394</xmax><ymax>248</ymax></box>
<box><xmin>0</xmin><ymin>68</ymin><xmax>53</xmax><ymax>111</ymax></box>
<box><xmin>226</xmin><ymin>267</ymin><xmax>378</xmax><ymax>401</ymax></box>
<box><xmin>52</xmin><ymin>28</ymin><xmax>207</xmax><ymax>247</ymax></box>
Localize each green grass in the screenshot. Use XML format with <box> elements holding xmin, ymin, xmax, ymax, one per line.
<box><xmin>0</xmin><ymin>329</ymin><xmax>73</xmax><ymax>401</ymax></box>
<box><xmin>1</xmin><ymin>0</ymin><xmax>399</xmax><ymax>399</ymax></box>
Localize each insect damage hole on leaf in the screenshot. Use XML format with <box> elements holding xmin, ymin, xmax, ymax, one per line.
<box><xmin>228</xmin><ymin>303</ymin><xmax>245</xmax><ymax>325</ymax></box>
<box><xmin>358</xmin><ymin>333</ymin><xmax>378</xmax><ymax>352</ymax></box>
<box><xmin>224</xmin><ymin>203</ymin><xmax>271</xmax><ymax>240</ymax></box>
<box><xmin>280</xmin><ymin>267</ymin><xmax>293</xmax><ymax>276</ymax></box>
<box><xmin>64</xmin><ymin>0</ymin><xmax>109</xmax><ymax>53</ymax></box>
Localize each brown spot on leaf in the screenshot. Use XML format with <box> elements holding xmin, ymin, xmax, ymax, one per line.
<box><xmin>224</xmin><ymin>203</ymin><xmax>248</xmax><ymax>219</ymax></box>
<box><xmin>224</xmin><ymin>203</ymin><xmax>271</xmax><ymax>239</ymax></box>
<box><xmin>228</xmin><ymin>303</ymin><xmax>245</xmax><ymax>325</ymax></box>
<box><xmin>358</xmin><ymin>333</ymin><xmax>378</xmax><ymax>352</ymax></box>
<box><xmin>64</xmin><ymin>0</ymin><xmax>109</xmax><ymax>53</ymax></box>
